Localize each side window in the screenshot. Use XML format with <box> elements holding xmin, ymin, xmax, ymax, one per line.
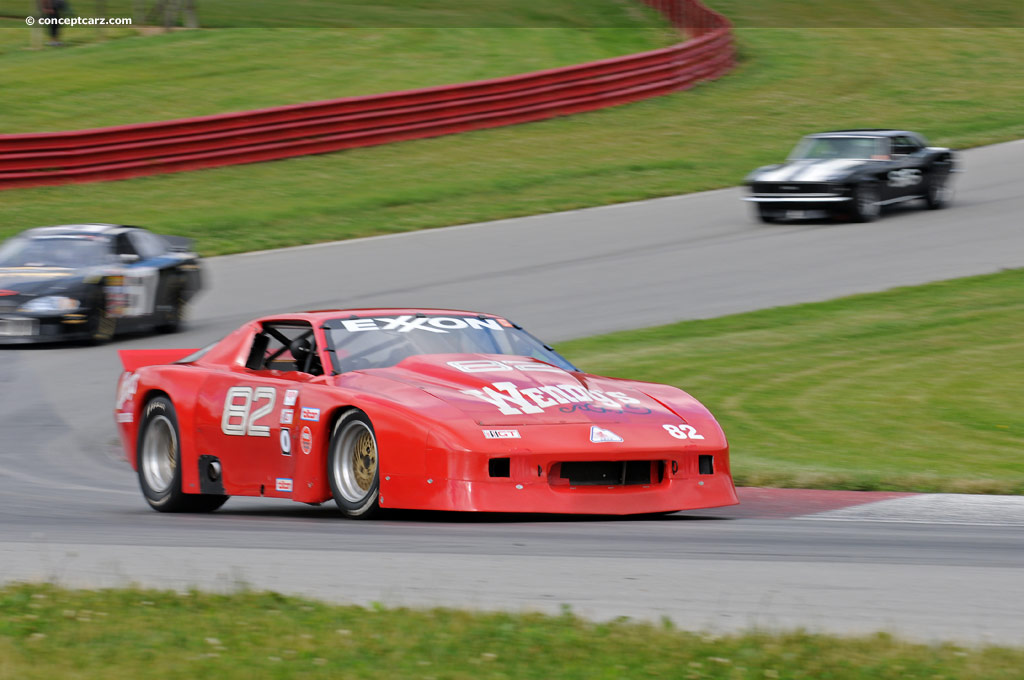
<box><xmin>114</xmin><ymin>233</ymin><xmax>139</xmax><ymax>259</ymax></box>
<box><xmin>892</xmin><ymin>136</ymin><xmax>920</xmax><ymax>156</ymax></box>
<box><xmin>873</xmin><ymin>137</ymin><xmax>892</xmax><ymax>159</ymax></box>
<box><xmin>244</xmin><ymin>322</ymin><xmax>323</xmax><ymax>375</ymax></box>
<box><xmin>129</xmin><ymin>231</ymin><xmax>167</xmax><ymax>260</ymax></box>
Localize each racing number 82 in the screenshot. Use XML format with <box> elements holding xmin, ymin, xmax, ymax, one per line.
<box><xmin>663</xmin><ymin>423</ymin><xmax>704</xmax><ymax>440</ymax></box>
<box><xmin>221</xmin><ymin>386</ymin><xmax>276</xmax><ymax>436</ymax></box>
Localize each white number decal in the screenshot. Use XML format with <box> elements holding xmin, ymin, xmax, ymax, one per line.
<box><xmin>447</xmin><ymin>359</ymin><xmax>565</xmax><ymax>374</ymax></box>
<box><xmin>221</xmin><ymin>386</ymin><xmax>276</xmax><ymax>437</ymax></box>
<box><xmin>663</xmin><ymin>423</ymin><xmax>704</xmax><ymax>440</ymax></box>
<box><xmin>887</xmin><ymin>168</ymin><xmax>922</xmax><ymax>188</ymax></box>
<box><xmin>221</xmin><ymin>387</ymin><xmax>251</xmax><ymax>435</ymax></box>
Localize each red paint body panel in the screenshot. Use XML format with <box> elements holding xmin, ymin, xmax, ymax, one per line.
<box><xmin>115</xmin><ymin>309</ymin><xmax>738</xmax><ymax>515</ymax></box>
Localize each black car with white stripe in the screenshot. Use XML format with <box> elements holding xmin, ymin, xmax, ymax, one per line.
<box><xmin>0</xmin><ymin>224</ymin><xmax>202</xmax><ymax>344</ymax></box>
<box><xmin>744</xmin><ymin>130</ymin><xmax>956</xmax><ymax>223</ymax></box>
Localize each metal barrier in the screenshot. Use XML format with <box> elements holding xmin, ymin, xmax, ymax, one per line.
<box><xmin>0</xmin><ymin>0</ymin><xmax>733</xmax><ymax>189</ymax></box>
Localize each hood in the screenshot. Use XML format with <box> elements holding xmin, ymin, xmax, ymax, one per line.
<box><xmin>0</xmin><ymin>267</ymin><xmax>85</xmax><ymax>310</ymax></box>
<box><xmin>751</xmin><ymin>158</ymin><xmax>871</xmax><ymax>183</ymax></box>
<box><xmin>356</xmin><ymin>354</ymin><xmax>686</xmax><ymax>426</ymax></box>
<box><xmin>0</xmin><ymin>266</ymin><xmax>78</xmax><ymax>289</ymax></box>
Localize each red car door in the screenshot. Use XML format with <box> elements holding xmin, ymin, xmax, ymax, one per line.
<box><xmin>195</xmin><ymin>370</ymin><xmax>296</xmax><ymax>497</ymax></box>
<box><xmin>193</xmin><ymin>320</ymin><xmax>327</xmax><ymax>498</ymax></box>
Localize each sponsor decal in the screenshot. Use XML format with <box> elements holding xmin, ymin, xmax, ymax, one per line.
<box><xmin>300</xmin><ymin>407</ymin><xmax>320</xmax><ymax>422</ymax></box>
<box><xmin>284</xmin><ymin>389</ymin><xmax>298</xmax><ymax>406</ymax></box>
<box><xmin>105</xmin><ymin>268</ymin><xmax>159</xmax><ymax>317</ymax></box>
<box><xmin>590</xmin><ymin>426</ymin><xmax>623</xmax><ymax>443</ymax></box>
<box><xmin>280</xmin><ymin>428</ymin><xmax>292</xmax><ymax>455</ymax></box>
<box><xmin>115</xmin><ymin>372</ymin><xmax>140</xmax><ymax>410</ymax></box>
<box><xmin>115</xmin><ymin>412</ymin><xmax>134</xmax><ymax>423</ymax></box>
<box><xmin>339</xmin><ymin>315</ymin><xmax>505</xmax><ymax>334</ymax></box>
<box><xmin>462</xmin><ymin>381</ymin><xmax>643</xmax><ymax>416</ymax></box>
<box><xmin>0</xmin><ymin>290</ymin><xmax>16</xmax><ymax>296</ymax></box>
<box><xmin>663</xmin><ymin>423</ymin><xmax>705</xmax><ymax>440</ymax></box>
<box><xmin>275</xmin><ymin>478</ymin><xmax>293</xmax><ymax>492</ymax></box>
<box><xmin>279</xmin><ymin>408</ymin><xmax>294</xmax><ymax>425</ymax></box>
<box><xmin>300</xmin><ymin>426</ymin><xmax>313</xmax><ymax>455</ymax></box>
<box><xmin>483</xmin><ymin>429</ymin><xmax>521</xmax><ymax>439</ymax></box>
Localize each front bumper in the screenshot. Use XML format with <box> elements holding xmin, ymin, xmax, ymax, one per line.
<box><xmin>744</xmin><ymin>182</ymin><xmax>854</xmax><ymax>211</ymax></box>
<box><xmin>381</xmin><ymin>473</ymin><xmax>739</xmax><ymax>514</ymax></box>
<box><xmin>380</xmin><ymin>444</ymin><xmax>739</xmax><ymax>515</ymax></box>
<box><xmin>0</xmin><ymin>313</ymin><xmax>91</xmax><ymax>344</ymax></box>
<box><xmin>743</xmin><ymin>195</ymin><xmax>851</xmax><ymax>204</ymax></box>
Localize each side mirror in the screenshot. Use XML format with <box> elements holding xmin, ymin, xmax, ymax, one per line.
<box><xmin>119</xmin><ymin>253</ymin><xmax>140</xmax><ymax>264</ymax></box>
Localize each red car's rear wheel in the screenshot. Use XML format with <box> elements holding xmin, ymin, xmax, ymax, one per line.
<box><xmin>137</xmin><ymin>396</ymin><xmax>227</xmax><ymax>513</ymax></box>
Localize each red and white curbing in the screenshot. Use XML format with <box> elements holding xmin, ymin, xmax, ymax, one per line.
<box><xmin>711</xmin><ymin>488</ymin><xmax>1024</xmax><ymax>526</ymax></box>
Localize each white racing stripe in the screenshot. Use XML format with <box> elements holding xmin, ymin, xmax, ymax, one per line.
<box><xmin>756</xmin><ymin>159</ymin><xmax>868</xmax><ymax>183</ymax></box>
<box><xmin>800</xmin><ymin>493</ymin><xmax>1024</xmax><ymax>526</ymax></box>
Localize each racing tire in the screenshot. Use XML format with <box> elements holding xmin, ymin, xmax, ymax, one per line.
<box><xmin>924</xmin><ymin>176</ymin><xmax>949</xmax><ymax>210</ymax></box>
<box><xmin>755</xmin><ymin>206</ymin><xmax>779</xmax><ymax>224</ymax></box>
<box><xmin>137</xmin><ymin>396</ymin><xmax>228</xmax><ymax>513</ymax></box>
<box><xmin>87</xmin><ymin>294</ymin><xmax>116</xmax><ymax>344</ymax></box>
<box><xmin>155</xmin><ymin>287</ymin><xmax>186</xmax><ymax>334</ymax></box>
<box><xmin>327</xmin><ymin>411</ymin><xmax>381</xmax><ymax>519</ymax></box>
<box><xmin>850</xmin><ymin>183</ymin><xmax>881</xmax><ymax>223</ymax></box>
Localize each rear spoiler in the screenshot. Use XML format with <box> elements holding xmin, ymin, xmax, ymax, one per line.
<box><xmin>118</xmin><ymin>348</ymin><xmax>198</xmax><ymax>372</ymax></box>
<box><xmin>160</xmin><ymin>235</ymin><xmax>195</xmax><ymax>253</ymax></box>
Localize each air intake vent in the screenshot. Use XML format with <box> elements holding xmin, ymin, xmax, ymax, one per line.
<box><xmin>555</xmin><ymin>461</ymin><xmax>660</xmax><ymax>486</ymax></box>
<box><xmin>698</xmin><ymin>455</ymin><xmax>714</xmax><ymax>475</ymax></box>
<box><xmin>488</xmin><ymin>458</ymin><xmax>510</xmax><ymax>478</ymax></box>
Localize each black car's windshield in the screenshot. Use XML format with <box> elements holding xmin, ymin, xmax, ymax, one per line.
<box><xmin>789</xmin><ymin>136</ymin><xmax>888</xmax><ymax>161</ymax></box>
<box><xmin>0</xmin><ymin>235</ymin><xmax>113</xmax><ymax>268</ymax></box>
<box><xmin>324</xmin><ymin>314</ymin><xmax>577</xmax><ymax>373</ymax></box>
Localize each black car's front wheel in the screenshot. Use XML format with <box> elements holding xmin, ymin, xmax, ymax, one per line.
<box><xmin>156</xmin><ymin>287</ymin><xmax>186</xmax><ymax>333</ymax></box>
<box><xmin>924</xmin><ymin>175</ymin><xmax>950</xmax><ymax>210</ymax></box>
<box><xmin>850</xmin><ymin>183</ymin><xmax>881</xmax><ymax>223</ymax></box>
<box><xmin>755</xmin><ymin>205</ymin><xmax>779</xmax><ymax>224</ymax></box>
<box><xmin>87</xmin><ymin>293</ymin><xmax>116</xmax><ymax>344</ymax></box>
<box><xmin>327</xmin><ymin>411</ymin><xmax>381</xmax><ymax>519</ymax></box>
<box><xmin>137</xmin><ymin>396</ymin><xmax>227</xmax><ymax>513</ymax></box>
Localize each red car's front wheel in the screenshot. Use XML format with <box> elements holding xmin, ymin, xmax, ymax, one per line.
<box><xmin>327</xmin><ymin>411</ymin><xmax>381</xmax><ymax>519</ymax></box>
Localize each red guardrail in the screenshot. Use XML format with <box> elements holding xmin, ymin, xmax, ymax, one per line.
<box><xmin>0</xmin><ymin>0</ymin><xmax>733</xmax><ymax>189</ymax></box>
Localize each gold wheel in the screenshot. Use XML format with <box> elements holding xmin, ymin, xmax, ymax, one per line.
<box><xmin>328</xmin><ymin>412</ymin><xmax>381</xmax><ymax>518</ymax></box>
<box><xmin>352</xmin><ymin>429</ymin><xmax>377</xmax><ymax>492</ymax></box>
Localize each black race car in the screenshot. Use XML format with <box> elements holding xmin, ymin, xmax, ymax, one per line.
<box><xmin>0</xmin><ymin>224</ymin><xmax>202</xmax><ymax>344</ymax></box>
<box><xmin>744</xmin><ymin>130</ymin><xmax>956</xmax><ymax>223</ymax></box>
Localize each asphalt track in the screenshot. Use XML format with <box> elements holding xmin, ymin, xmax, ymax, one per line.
<box><xmin>2</xmin><ymin>140</ymin><xmax>1023</xmax><ymax>644</ymax></box>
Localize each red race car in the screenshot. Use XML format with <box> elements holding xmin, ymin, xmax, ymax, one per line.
<box><xmin>115</xmin><ymin>309</ymin><xmax>738</xmax><ymax>517</ymax></box>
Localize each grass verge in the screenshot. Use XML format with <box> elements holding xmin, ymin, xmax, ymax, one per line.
<box><xmin>0</xmin><ymin>0</ymin><xmax>673</xmax><ymax>28</ymax></box>
<box><xmin>3</xmin><ymin>584</ymin><xmax>1022</xmax><ymax>679</ymax></box>
<box><xmin>560</xmin><ymin>269</ymin><xmax>1024</xmax><ymax>494</ymax></box>
<box><xmin>1</xmin><ymin>18</ymin><xmax>1020</xmax><ymax>254</ymax></box>
<box><xmin>0</xmin><ymin>25</ymin><xmax>674</xmax><ymax>131</ymax></box>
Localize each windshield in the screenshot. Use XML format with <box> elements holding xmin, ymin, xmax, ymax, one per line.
<box><xmin>0</xmin><ymin>235</ymin><xmax>113</xmax><ymax>268</ymax></box>
<box><xmin>324</xmin><ymin>314</ymin><xmax>578</xmax><ymax>373</ymax></box>
<box><xmin>789</xmin><ymin>136</ymin><xmax>888</xmax><ymax>161</ymax></box>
